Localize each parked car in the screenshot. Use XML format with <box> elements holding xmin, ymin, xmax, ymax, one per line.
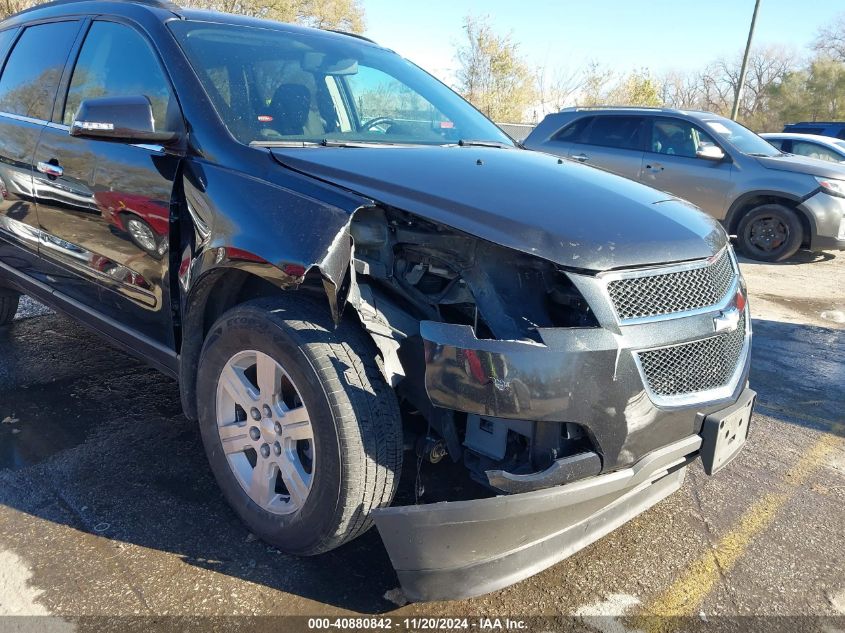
<box><xmin>525</xmin><ymin>107</ymin><xmax>845</xmax><ymax>262</ymax></box>
<box><xmin>95</xmin><ymin>191</ymin><xmax>170</xmax><ymax>258</ymax></box>
<box><xmin>0</xmin><ymin>1</ymin><xmax>756</xmax><ymax>601</ymax></box>
<box><xmin>762</xmin><ymin>132</ymin><xmax>845</xmax><ymax>163</ymax></box>
<box><xmin>783</xmin><ymin>121</ymin><xmax>845</xmax><ymax>139</ymax></box>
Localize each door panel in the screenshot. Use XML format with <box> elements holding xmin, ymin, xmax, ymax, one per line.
<box><xmin>568</xmin><ymin>116</ymin><xmax>646</xmax><ymax>180</ymax></box>
<box><xmin>32</xmin><ymin>20</ymin><xmax>182</xmax><ymax>346</ymax></box>
<box><xmin>34</xmin><ymin>128</ymin><xmax>178</xmax><ymax>342</ymax></box>
<box><xmin>570</xmin><ymin>143</ymin><xmax>645</xmax><ymax>180</ymax></box>
<box><xmin>0</xmin><ymin>22</ymin><xmax>80</xmax><ymax>274</ymax></box>
<box><xmin>640</xmin><ymin>117</ymin><xmax>733</xmax><ymax>219</ymax></box>
<box><xmin>0</xmin><ymin>116</ymin><xmax>41</xmax><ymax>270</ymax></box>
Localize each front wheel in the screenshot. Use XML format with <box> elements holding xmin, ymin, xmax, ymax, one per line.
<box><xmin>0</xmin><ymin>289</ymin><xmax>20</xmax><ymax>326</ymax></box>
<box><xmin>196</xmin><ymin>296</ymin><xmax>403</xmax><ymax>555</ymax></box>
<box><xmin>736</xmin><ymin>204</ymin><xmax>803</xmax><ymax>262</ymax></box>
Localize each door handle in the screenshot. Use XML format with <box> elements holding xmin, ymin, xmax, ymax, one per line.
<box><xmin>37</xmin><ymin>161</ymin><xmax>63</xmax><ymax>178</ymax></box>
<box><xmin>645</xmin><ymin>163</ymin><xmax>664</xmax><ymax>173</ymax></box>
<box><xmin>572</xmin><ymin>153</ymin><xmax>589</xmax><ymax>162</ymax></box>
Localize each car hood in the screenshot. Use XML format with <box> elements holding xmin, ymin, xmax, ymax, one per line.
<box><xmin>755</xmin><ymin>153</ymin><xmax>845</xmax><ymax>178</ymax></box>
<box><xmin>270</xmin><ymin>146</ymin><xmax>727</xmax><ymax>271</ymax></box>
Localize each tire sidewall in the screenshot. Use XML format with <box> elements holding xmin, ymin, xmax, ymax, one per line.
<box><xmin>737</xmin><ymin>205</ymin><xmax>802</xmax><ymax>262</ymax></box>
<box><xmin>196</xmin><ymin>307</ymin><xmax>343</xmax><ymax>553</ymax></box>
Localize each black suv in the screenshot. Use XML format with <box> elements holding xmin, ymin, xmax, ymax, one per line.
<box><xmin>0</xmin><ymin>0</ymin><xmax>755</xmax><ymax>601</ymax></box>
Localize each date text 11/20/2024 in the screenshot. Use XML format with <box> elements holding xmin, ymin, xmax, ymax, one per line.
<box><xmin>307</xmin><ymin>618</ymin><xmax>528</xmax><ymax>630</ymax></box>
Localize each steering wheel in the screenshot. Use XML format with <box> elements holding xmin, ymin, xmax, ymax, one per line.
<box><xmin>361</xmin><ymin>116</ymin><xmax>397</xmax><ymax>133</ymax></box>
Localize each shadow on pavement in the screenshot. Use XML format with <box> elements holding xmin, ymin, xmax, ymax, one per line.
<box><xmin>736</xmin><ymin>249</ymin><xmax>837</xmax><ymax>267</ymax></box>
<box><xmin>0</xmin><ymin>313</ymin><xmax>489</xmax><ymax>613</ymax></box>
<box><xmin>749</xmin><ymin>318</ymin><xmax>844</xmax><ymax>436</ymax></box>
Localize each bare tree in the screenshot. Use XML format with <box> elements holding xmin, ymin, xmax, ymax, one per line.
<box><xmin>0</xmin><ymin>0</ymin><xmax>39</xmax><ymax>19</ymax></box>
<box><xmin>535</xmin><ymin>63</ymin><xmax>583</xmax><ymax>114</ymax></box>
<box><xmin>813</xmin><ymin>12</ymin><xmax>845</xmax><ymax>62</ymax></box>
<box><xmin>577</xmin><ymin>61</ymin><xmax>615</xmax><ymax>106</ymax></box>
<box><xmin>657</xmin><ymin>70</ymin><xmax>705</xmax><ymax>109</ymax></box>
<box><xmin>455</xmin><ymin>14</ymin><xmax>536</xmax><ymax>122</ymax></box>
<box><xmin>1</xmin><ymin>0</ymin><xmax>364</xmax><ymax>31</ymax></box>
<box><xmin>693</xmin><ymin>45</ymin><xmax>797</xmax><ymax>127</ymax></box>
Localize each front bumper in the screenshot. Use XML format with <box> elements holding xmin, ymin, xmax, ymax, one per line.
<box><xmin>375</xmin><ymin>248</ymin><xmax>754</xmax><ymax>601</ymax></box>
<box><xmin>418</xmin><ymin>300</ymin><xmax>752</xmax><ymax>473</ymax></box>
<box><xmin>372</xmin><ymin>434</ymin><xmax>700</xmax><ymax>601</ymax></box>
<box><xmin>800</xmin><ymin>191</ymin><xmax>845</xmax><ymax>251</ymax></box>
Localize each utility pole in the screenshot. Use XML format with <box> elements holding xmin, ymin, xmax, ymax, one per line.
<box><xmin>731</xmin><ymin>0</ymin><xmax>762</xmax><ymax>120</ymax></box>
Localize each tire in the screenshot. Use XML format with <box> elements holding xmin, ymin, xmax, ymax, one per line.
<box><xmin>196</xmin><ymin>295</ymin><xmax>403</xmax><ymax>555</ymax></box>
<box><xmin>736</xmin><ymin>204</ymin><xmax>803</xmax><ymax>262</ymax></box>
<box><xmin>0</xmin><ymin>289</ymin><xmax>20</xmax><ymax>326</ymax></box>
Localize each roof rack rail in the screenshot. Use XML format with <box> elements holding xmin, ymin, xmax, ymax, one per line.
<box><xmin>14</xmin><ymin>0</ymin><xmax>181</xmax><ymax>17</ymax></box>
<box><xmin>326</xmin><ymin>29</ymin><xmax>377</xmax><ymax>44</ymax></box>
<box><xmin>562</xmin><ymin>105</ymin><xmax>674</xmax><ymax>112</ymax></box>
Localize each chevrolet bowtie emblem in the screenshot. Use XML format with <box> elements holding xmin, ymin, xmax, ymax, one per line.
<box><xmin>714</xmin><ymin>307</ymin><xmax>741</xmax><ymax>333</ymax></box>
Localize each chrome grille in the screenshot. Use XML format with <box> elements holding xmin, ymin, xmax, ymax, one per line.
<box><xmin>607</xmin><ymin>249</ymin><xmax>735</xmax><ymax>320</ymax></box>
<box><xmin>637</xmin><ymin>315</ymin><xmax>746</xmax><ymax>398</ymax></box>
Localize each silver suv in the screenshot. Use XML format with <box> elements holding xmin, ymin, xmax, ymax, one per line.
<box><xmin>525</xmin><ymin>107</ymin><xmax>845</xmax><ymax>261</ymax></box>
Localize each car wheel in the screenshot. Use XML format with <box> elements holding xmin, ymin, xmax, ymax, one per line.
<box><xmin>736</xmin><ymin>204</ymin><xmax>803</xmax><ymax>262</ymax></box>
<box><xmin>0</xmin><ymin>289</ymin><xmax>20</xmax><ymax>326</ymax></box>
<box><xmin>196</xmin><ymin>295</ymin><xmax>403</xmax><ymax>555</ymax></box>
<box><xmin>123</xmin><ymin>215</ymin><xmax>161</xmax><ymax>257</ymax></box>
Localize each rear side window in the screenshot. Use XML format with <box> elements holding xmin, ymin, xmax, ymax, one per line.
<box><xmin>791</xmin><ymin>141</ymin><xmax>842</xmax><ymax>163</ymax></box>
<box><xmin>0</xmin><ymin>28</ymin><xmax>19</xmax><ymax>64</ymax></box>
<box><xmin>63</xmin><ymin>21</ymin><xmax>177</xmax><ymax>131</ymax></box>
<box><xmin>651</xmin><ymin>117</ymin><xmax>717</xmax><ymax>158</ymax></box>
<box><xmin>553</xmin><ymin>116</ymin><xmax>592</xmax><ymax>142</ymax></box>
<box><xmin>582</xmin><ymin>116</ymin><xmax>645</xmax><ymax>150</ymax></box>
<box><xmin>0</xmin><ymin>21</ymin><xmax>79</xmax><ymax>121</ymax></box>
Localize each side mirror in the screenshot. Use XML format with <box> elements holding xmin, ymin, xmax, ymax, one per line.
<box><xmin>70</xmin><ymin>96</ymin><xmax>179</xmax><ymax>145</ymax></box>
<box><xmin>696</xmin><ymin>144</ymin><xmax>726</xmax><ymax>161</ymax></box>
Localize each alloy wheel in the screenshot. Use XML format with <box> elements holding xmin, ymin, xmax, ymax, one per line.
<box><xmin>215</xmin><ymin>350</ymin><xmax>315</xmax><ymax>515</ymax></box>
<box><xmin>126</xmin><ymin>218</ymin><xmax>159</xmax><ymax>253</ymax></box>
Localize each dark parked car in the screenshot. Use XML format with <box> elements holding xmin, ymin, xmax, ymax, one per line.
<box><xmin>525</xmin><ymin>107</ymin><xmax>845</xmax><ymax>262</ymax></box>
<box><xmin>783</xmin><ymin>121</ymin><xmax>845</xmax><ymax>139</ymax></box>
<box><xmin>0</xmin><ymin>0</ymin><xmax>755</xmax><ymax>601</ymax></box>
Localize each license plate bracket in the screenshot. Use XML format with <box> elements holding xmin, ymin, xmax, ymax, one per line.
<box><xmin>700</xmin><ymin>389</ymin><xmax>755</xmax><ymax>475</ymax></box>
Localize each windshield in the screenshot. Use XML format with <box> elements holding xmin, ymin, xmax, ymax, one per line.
<box><xmin>702</xmin><ymin>118</ymin><xmax>781</xmax><ymax>157</ymax></box>
<box><xmin>169</xmin><ymin>21</ymin><xmax>513</xmax><ymax>147</ymax></box>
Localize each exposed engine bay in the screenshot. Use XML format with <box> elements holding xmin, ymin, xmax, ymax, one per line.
<box><xmin>347</xmin><ymin>207</ymin><xmax>599</xmax><ymax>491</ymax></box>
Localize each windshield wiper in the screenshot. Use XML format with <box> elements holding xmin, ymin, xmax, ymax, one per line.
<box><xmin>456</xmin><ymin>139</ymin><xmax>514</xmax><ymax>149</ymax></box>
<box><xmin>250</xmin><ymin>140</ymin><xmax>323</xmax><ymax>148</ymax></box>
<box><xmin>319</xmin><ymin>139</ymin><xmax>407</xmax><ymax>148</ymax></box>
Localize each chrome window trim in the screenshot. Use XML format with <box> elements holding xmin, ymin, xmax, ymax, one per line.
<box><xmin>597</xmin><ymin>245</ymin><xmax>739</xmax><ymax>326</ymax></box>
<box><xmin>46</xmin><ymin>121</ymin><xmax>164</xmax><ymax>152</ymax></box>
<box><xmin>0</xmin><ymin>110</ymin><xmax>48</xmax><ymax>125</ymax></box>
<box><xmin>631</xmin><ymin>307</ymin><xmax>751</xmax><ymax>409</ymax></box>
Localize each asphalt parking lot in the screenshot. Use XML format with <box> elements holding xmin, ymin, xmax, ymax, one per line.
<box><xmin>0</xmin><ymin>251</ymin><xmax>843</xmax><ymax>632</ymax></box>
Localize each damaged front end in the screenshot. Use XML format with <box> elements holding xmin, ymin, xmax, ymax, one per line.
<box><xmin>340</xmin><ymin>205</ymin><xmax>753</xmax><ymax>601</ymax></box>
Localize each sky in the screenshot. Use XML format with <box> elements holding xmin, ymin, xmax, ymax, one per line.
<box><xmin>362</xmin><ymin>0</ymin><xmax>845</xmax><ymax>86</ymax></box>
